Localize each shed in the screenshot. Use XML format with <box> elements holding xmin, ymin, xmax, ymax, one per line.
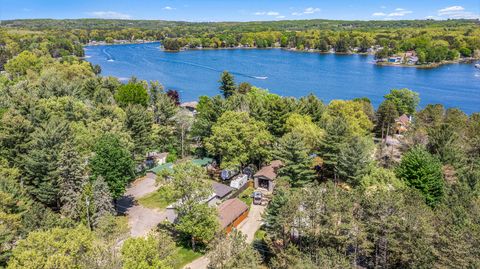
<box><xmin>217</xmin><ymin>198</ymin><xmax>249</xmax><ymax>233</ymax></box>
<box><xmin>253</xmin><ymin>160</ymin><xmax>283</xmax><ymax>192</ymax></box>
<box><xmin>191</xmin><ymin>158</ymin><xmax>213</xmax><ymax>167</ymax></box>
<box><xmin>146</xmin><ymin>162</ymin><xmax>174</xmax><ymax>179</ymax></box>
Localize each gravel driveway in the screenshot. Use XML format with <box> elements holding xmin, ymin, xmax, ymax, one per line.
<box><xmin>117</xmin><ymin>176</ymin><xmax>176</xmax><ymax>237</ymax></box>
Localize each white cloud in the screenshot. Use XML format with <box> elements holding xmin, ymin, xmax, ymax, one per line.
<box><xmin>254</xmin><ymin>11</ymin><xmax>279</xmax><ymax>16</ymax></box>
<box><xmin>437</xmin><ymin>5</ymin><xmax>478</xmax><ymax>19</ymax></box>
<box><xmin>372</xmin><ymin>12</ymin><xmax>386</xmax><ymax>16</ymax></box>
<box><xmin>438</xmin><ymin>6</ymin><xmax>464</xmax><ymax>14</ymax></box>
<box><xmin>291</xmin><ymin>7</ymin><xmax>321</xmax><ymax>16</ymax></box>
<box><xmin>163</xmin><ymin>6</ymin><xmax>175</xmax><ymax>10</ymax></box>
<box><xmin>304</xmin><ymin>7</ymin><xmax>321</xmax><ymax>14</ymax></box>
<box><xmin>88</xmin><ymin>11</ymin><xmax>132</xmax><ymax>19</ymax></box>
<box><xmin>387</xmin><ymin>8</ymin><xmax>412</xmax><ymax>17</ymax></box>
<box><xmin>380</xmin><ymin>6</ymin><xmax>387</xmax><ymax>9</ymax></box>
<box><xmin>276</xmin><ymin>15</ymin><xmax>286</xmax><ymax>19</ymax></box>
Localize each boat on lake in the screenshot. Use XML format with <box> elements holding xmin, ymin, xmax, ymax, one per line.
<box><xmin>475</xmin><ymin>64</ymin><xmax>480</xmax><ymax>69</ymax></box>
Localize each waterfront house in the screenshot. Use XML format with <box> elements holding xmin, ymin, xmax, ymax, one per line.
<box><xmin>180</xmin><ymin>101</ymin><xmax>198</xmax><ymax>114</ymax></box>
<box><xmin>218</xmin><ymin>198</ymin><xmax>249</xmax><ymax>233</ymax></box>
<box><xmin>254</xmin><ymin>160</ymin><xmax>283</xmax><ymax>192</ymax></box>
<box><xmin>395</xmin><ymin>114</ymin><xmax>411</xmax><ymax>134</ymax></box>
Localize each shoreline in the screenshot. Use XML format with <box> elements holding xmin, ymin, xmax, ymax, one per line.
<box><xmin>84</xmin><ymin>41</ymin><xmax>479</xmax><ymax>69</ymax></box>
<box><xmin>375</xmin><ymin>58</ymin><xmax>479</xmax><ymax>69</ymax></box>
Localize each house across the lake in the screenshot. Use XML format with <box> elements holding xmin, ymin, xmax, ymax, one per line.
<box><xmin>217</xmin><ymin>198</ymin><xmax>249</xmax><ymax>233</ymax></box>
<box><xmin>254</xmin><ymin>160</ymin><xmax>283</xmax><ymax>192</ymax></box>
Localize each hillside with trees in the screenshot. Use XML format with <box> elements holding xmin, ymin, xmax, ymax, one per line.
<box><xmin>0</xmin><ymin>22</ymin><xmax>479</xmax><ymax>268</ymax></box>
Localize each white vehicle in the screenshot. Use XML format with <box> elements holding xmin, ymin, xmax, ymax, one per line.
<box><xmin>230</xmin><ymin>174</ymin><xmax>248</xmax><ymax>189</ymax></box>
<box><xmin>475</xmin><ymin>64</ymin><xmax>480</xmax><ymax>69</ymax></box>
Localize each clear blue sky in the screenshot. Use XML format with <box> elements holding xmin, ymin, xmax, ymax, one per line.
<box><xmin>1</xmin><ymin>0</ymin><xmax>479</xmax><ymax>21</ymax></box>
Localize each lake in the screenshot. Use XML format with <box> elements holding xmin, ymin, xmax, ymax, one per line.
<box><xmin>85</xmin><ymin>42</ymin><xmax>480</xmax><ymax>114</ymax></box>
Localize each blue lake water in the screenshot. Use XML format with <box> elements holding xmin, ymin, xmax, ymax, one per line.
<box><xmin>85</xmin><ymin>42</ymin><xmax>480</xmax><ymax>114</ymax></box>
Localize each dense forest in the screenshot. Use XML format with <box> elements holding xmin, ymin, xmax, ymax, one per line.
<box><xmin>1</xmin><ymin>20</ymin><xmax>480</xmax><ymax>269</ymax></box>
<box><xmin>1</xmin><ymin>18</ymin><xmax>480</xmax><ymax>64</ymax></box>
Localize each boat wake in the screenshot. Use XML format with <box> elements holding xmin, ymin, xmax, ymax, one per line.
<box><xmin>102</xmin><ymin>48</ymin><xmax>115</xmax><ymax>61</ymax></box>
<box><xmin>150</xmin><ymin>57</ymin><xmax>267</xmax><ymax>80</ymax></box>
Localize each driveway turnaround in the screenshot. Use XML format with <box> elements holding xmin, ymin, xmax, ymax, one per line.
<box><xmin>117</xmin><ymin>176</ymin><xmax>175</xmax><ymax>237</ymax></box>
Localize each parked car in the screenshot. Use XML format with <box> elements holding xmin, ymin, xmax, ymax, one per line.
<box><xmin>253</xmin><ymin>191</ymin><xmax>263</xmax><ymax>205</ymax></box>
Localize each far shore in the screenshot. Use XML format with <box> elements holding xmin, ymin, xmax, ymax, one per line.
<box><xmin>84</xmin><ymin>41</ymin><xmax>479</xmax><ymax>69</ymax></box>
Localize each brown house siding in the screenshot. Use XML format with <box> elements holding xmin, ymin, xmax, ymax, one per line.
<box><xmin>224</xmin><ymin>209</ymin><xmax>249</xmax><ymax>234</ymax></box>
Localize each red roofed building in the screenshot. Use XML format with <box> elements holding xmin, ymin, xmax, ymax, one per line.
<box><xmin>217</xmin><ymin>198</ymin><xmax>249</xmax><ymax>233</ymax></box>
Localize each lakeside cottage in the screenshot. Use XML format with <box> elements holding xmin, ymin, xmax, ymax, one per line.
<box><xmin>180</xmin><ymin>101</ymin><xmax>198</xmax><ymax>114</ymax></box>
<box><xmin>254</xmin><ymin>160</ymin><xmax>283</xmax><ymax>192</ymax></box>
<box><xmin>395</xmin><ymin>114</ymin><xmax>412</xmax><ymax>134</ymax></box>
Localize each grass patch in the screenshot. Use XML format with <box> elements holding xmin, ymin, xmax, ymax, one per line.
<box><xmin>239</xmin><ymin>186</ymin><xmax>254</xmax><ymax>207</ymax></box>
<box><xmin>171</xmin><ymin>246</ymin><xmax>203</xmax><ymax>269</ymax></box>
<box><xmin>137</xmin><ymin>185</ymin><xmax>176</xmax><ymax>210</ymax></box>
<box><xmin>254</xmin><ymin>229</ymin><xmax>267</xmax><ymax>241</ymax></box>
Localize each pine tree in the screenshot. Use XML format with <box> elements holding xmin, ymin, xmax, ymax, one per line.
<box><xmin>319</xmin><ymin>116</ymin><xmax>350</xmax><ymax>180</ymax></box>
<box><xmin>92</xmin><ymin>176</ymin><xmax>115</xmax><ymax>227</ymax></box>
<box><xmin>275</xmin><ymin>132</ymin><xmax>316</xmax><ymax>187</ymax></box>
<box><xmin>125</xmin><ymin>104</ymin><xmax>153</xmax><ymax>159</ymax></box>
<box><xmin>57</xmin><ymin>142</ymin><xmax>87</xmax><ymax>219</ymax></box>
<box><xmin>22</xmin><ymin>118</ymin><xmax>70</xmax><ymax>208</ymax></box>
<box><xmin>219</xmin><ymin>71</ymin><xmax>236</xmax><ymax>98</ymax></box>
<box><xmin>337</xmin><ymin>136</ymin><xmax>373</xmax><ymax>185</ymax></box>
<box><xmin>396</xmin><ymin>147</ymin><xmax>445</xmax><ymax>207</ymax></box>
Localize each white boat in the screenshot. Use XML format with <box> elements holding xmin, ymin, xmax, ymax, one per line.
<box><xmin>476</xmin><ymin>64</ymin><xmax>480</xmax><ymax>69</ymax></box>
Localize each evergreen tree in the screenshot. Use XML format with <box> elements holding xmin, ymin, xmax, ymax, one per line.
<box><xmin>124</xmin><ymin>104</ymin><xmax>153</xmax><ymax>159</ymax></box>
<box><xmin>91</xmin><ymin>176</ymin><xmax>115</xmax><ymax>227</ymax></box>
<box><xmin>90</xmin><ymin>133</ymin><xmax>134</xmax><ymax>200</ymax></box>
<box><xmin>375</xmin><ymin>100</ymin><xmax>399</xmax><ymax>139</ymax></box>
<box><xmin>57</xmin><ymin>142</ymin><xmax>87</xmax><ymax>219</ymax></box>
<box><xmin>219</xmin><ymin>71</ymin><xmax>236</xmax><ymax>98</ymax></box>
<box><xmin>298</xmin><ymin>94</ymin><xmax>325</xmax><ymax>124</ymax></box>
<box><xmin>427</xmin><ymin>123</ymin><xmax>461</xmax><ymax>164</ymax></box>
<box><xmin>23</xmin><ymin>118</ymin><xmax>70</xmax><ymax>207</ymax></box>
<box><xmin>319</xmin><ymin>116</ymin><xmax>350</xmax><ymax>180</ymax></box>
<box><xmin>395</xmin><ymin>147</ymin><xmax>445</xmax><ymax>207</ymax></box>
<box><xmin>274</xmin><ymin>132</ymin><xmax>316</xmax><ymax>187</ymax></box>
<box><xmin>337</xmin><ymin>136</ymin><xmax>373</xmax><ymax>185</ymax></box>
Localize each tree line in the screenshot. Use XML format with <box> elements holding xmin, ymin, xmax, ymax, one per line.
<box><xmin>0</xmin><ymin>24</ymin><xmax>479</xmax><ymax>268</ymax></box>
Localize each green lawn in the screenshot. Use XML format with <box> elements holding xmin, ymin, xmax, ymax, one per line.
<box><xmin>239</xmin><ymin>186</ymin><xmax>254</xmax><ymax>207</ymax></box>
<box><xmin>137</xmin><ymin>185</ymin><xmax>176</xmax><ymax>210</ymax></box>
<box><xmin>171</xmin><ymin>246</ymin><xmax>203</xmax><ymax>269</ymax></box>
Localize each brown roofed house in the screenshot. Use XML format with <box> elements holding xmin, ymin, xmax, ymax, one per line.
<box><xmin>395</xmin><ymin>114</ymin><xmax>411</xmax><ymax>134</ymax></box>
<box><xmin>217</xmin><ymin>198</ymin><xmax>249</xmax><ymax>233</ymax></box>
<box><xmin>253</xmin><ymin>160</ymin><xmax>283</xmax><ymax>192</ymax></box>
